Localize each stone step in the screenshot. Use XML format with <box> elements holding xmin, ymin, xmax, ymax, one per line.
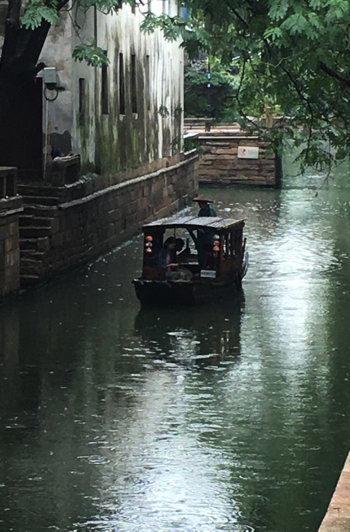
<box><xmin>20</xmin><ymin>274</ymin><xmax>41</xmax><ymax>286</ymax></box>
<box><xmin>24</xmin><ymin>205</ymin><xmax>57</xmax><ymax>216</ymax></box>
<box><xmin>18</xmin><ymin>184</ymin><xmax>62</xmax><ymax>197</ymax></box>
<box><xmin>20</xmin><ymin>226</ymin><xmax>51</xmax><ymax>238</ymax></box>
<box><xmin>20</xmin><ymin>238</ymin><xmax>38</xmax><ymax>250</ymax></box>
<box><xmin>19</xmin><ymin>215</ymin><xmax>53</xmax><ymax>227</ymax></box>
<box><xmin>20</xmin><ymin>258</ymin><xmax>43</xmax><ymax>275</ymax></box>
<box><xmin>20</xmin><ymin>249</ymin><xmax>46</xmax><ymax>259</ymax></box>
<box><xmin>22</xmin><ymin>195</ymin><xmax>59</xmax><ymax>206</ymax></box>
<box><xmin>19</xmin><ymin>236</ymin><xmax>50</xmax><ymax>252</ymax></box>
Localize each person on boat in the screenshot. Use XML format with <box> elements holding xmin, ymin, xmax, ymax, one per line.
<box><xmin>176</xmin><ymin>237</ymin><xmax>191</xmax><ymax>262</ymax></box>
<box><xmin>193</xmin><ymin>195</ymin><xmax>217</xmax><ymax>267</ymax></box>
<box><xmin>156</xmin><ymin>236</ymin><xmax>177</xmax><ymax>268</ymax></box>
<box><xmin>156</xmin><ymin>237</ymin><xmax>193</xmax><ymax>281</ymax></box>
<box><xmin>193</xmin><ymin>194</ymin><xmax>217</xmax><ymax>218</ymax></box>
<box><xmin>175</xmin><ymin>238</ymin><xmax>184</xmax><ymax>254</ymax></box>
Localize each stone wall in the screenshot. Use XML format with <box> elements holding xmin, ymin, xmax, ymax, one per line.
<box><xmin>18</xmin><ymin>154</ymin><xmax>198</xmax><ymax>284</ymax></box>
<box><xmin>0</xmin><ymin>167</ymin><xmax>22</xmax><ymax>297</ymax></box>
<box><xmin>197</xmin><ymin>132</ymin><xmax>282</xmax><ymax>187</ymax></box>
<box><xmin>319</xmin><ymin>452</ymin><xmax>350</xmax><ymax>531</ymax></box>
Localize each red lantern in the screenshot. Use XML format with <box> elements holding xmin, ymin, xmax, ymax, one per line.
<box><xmin>145</xmin><ymin>235</ymin><xmax>153</xmax><ymax>254</ymax></box>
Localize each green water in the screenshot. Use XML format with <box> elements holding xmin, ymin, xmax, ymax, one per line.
<box><xmin>1</xmin><ymin>163</ymin><xmax>350</xmax><ymax>531</ymax></box>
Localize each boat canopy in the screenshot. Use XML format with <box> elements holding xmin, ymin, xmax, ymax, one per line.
<box><xmin>143</xmin><ymin>215</ymin><xmax>245</xmax><ymax>233</ymax></box>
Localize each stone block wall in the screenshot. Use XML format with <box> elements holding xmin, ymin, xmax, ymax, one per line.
<box><xmin>18</xmin><ymin>154</ymin><xmax>198</xmax><ymax>284</ymax></box>
<box><xmin>197</xmin><ymin>132</ymin><xmax>282</xmax><ymax>187</ymax></box>
<box><xmin>0</xmin><ymin>167</ymin><xmax>22</xmax><ymax>296</ymax></box>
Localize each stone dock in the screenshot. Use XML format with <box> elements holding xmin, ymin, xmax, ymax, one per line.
<box><xmin>185</xmin><ymin>124</ymin><xmax>282</xmax><ymax>187</ymax></box>
<box><xmin>319</xmin><ymin>452</ymin><xmax>350</xmax><ymax>531</ymax></box>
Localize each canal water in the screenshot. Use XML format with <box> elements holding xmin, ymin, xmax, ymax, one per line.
<box><xmin>1</xmin><ymin>162</ymin><xmax>350</xmax><ymax>532</ymax></box>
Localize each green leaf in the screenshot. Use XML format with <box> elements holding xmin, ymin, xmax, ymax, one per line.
<box><xmin>309</xmin><ymin>0</ymin><xmax>322</xmax><ymax>8</ymax></box>
<box><xmin>324</xmin><ymin>0</ymin><xmax>349</xmax><ymax>23</ymax></box>
<box><xmin>263</xmin><ymin>26</ymin><xmax>283</xmax><ymax>42</ymax></box>
<box><xmin>281</xmin><ymin>13</ymin><xmax>308</xmax><ymax>35</ymax></box>
<box><xmin>73</xmin><ymin>43</ymin><xmax>109</xmax><ymax>66</ymax></box>
<box><xmin>268</xmin><ymin>0</ymin><xmax>291</xmax><ymax>21</ymax></box>
<box><xmin>22</xmin><ymin>0</ymin><xmax>58</xmax><ymax>29</ymax></box>
<box><xmin>37</xmin><ymin>6</ymin><xmax>59</xmax><ymax>25</ymax></box>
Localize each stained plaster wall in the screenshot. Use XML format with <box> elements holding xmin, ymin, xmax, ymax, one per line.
<box><xmin>39</xmin><ymin>0</ymin><xmax>184</xmax><ymax>178</ymax></box>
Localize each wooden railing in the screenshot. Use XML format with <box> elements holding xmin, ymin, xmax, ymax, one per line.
<box><xmin>184</xmin><ymin>117</ymin><xmax>215</xmax><ymax>131</ymax></box>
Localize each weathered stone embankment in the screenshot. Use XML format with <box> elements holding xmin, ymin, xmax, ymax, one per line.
<box><xmin>0</xmin><ymin>167</ymin><xmax>23</xmax><ymax>297</ymax></box>
<box><xmin>319</xmin><ymin>452</ymin><xmax>350</xmax><ymax>531</ymax></box>
<box><xmin>17</xmin><ymin>153</ymin><xmax>198</xmax><ymax>286</ymax></box>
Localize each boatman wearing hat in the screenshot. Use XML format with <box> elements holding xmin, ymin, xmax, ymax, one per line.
<box><xmin>193</xmin><ymin>194</ymin><xmax>217</xmax><ymax>267</ymax></box>
<box><xmin>193</xmin><ymin>194</ymin><xmax>217</xmax><ymax>218</ymax></box>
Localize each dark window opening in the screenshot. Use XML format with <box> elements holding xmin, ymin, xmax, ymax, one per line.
<box><xmin>119</xmin><ymin>53</ymin><xmax>125</xmax><ymax>115</ymax></box>
<box><xmin>146</xmin><ymin>55</ymin><xmax>150</xmax><ymax>111</ymax></box>
<box><xmin>101</xmin><ymin>52</ymin><xmax>109</xmax><ymax>114</ymax></box>
<box><xmin>79</xmin><ymin>78</ymin><xmax>86</xmax><ymax>123</ymax></box>
<box><xmin>131</xmin><ymin>54</ymin><xmax>137</xmax><ymax>113</ymax></box>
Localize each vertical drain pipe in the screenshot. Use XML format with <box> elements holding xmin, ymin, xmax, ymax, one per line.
<box><xmin>43</xmin><ymin>96</ymin><xmax>49</xmax><ymax>180</ymax></box>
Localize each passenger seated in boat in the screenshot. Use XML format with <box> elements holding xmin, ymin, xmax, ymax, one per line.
<box><xmin>176</xmin><ymin>238</ymin><xmax>192</xmax><ymax>263</ymax></box>
<box><xmin>175</xmin><ymin>238</ymin><xmax>184</xmax><ymax>255</ymax></box>
<box><xmin>155</xmin><ymin>237</ymin><xmax>177</xmax><ymax>268</ymax></box>
<box><xmin>155</xmin><ymin>237</ymin><xmax>193</xmax><ymax>281</ymax></box>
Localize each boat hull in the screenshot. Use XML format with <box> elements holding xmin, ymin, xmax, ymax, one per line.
<box><xmin>132</xmin><ymin>278</ymin><xmax>242</xmax><ymax>306</ymax></box>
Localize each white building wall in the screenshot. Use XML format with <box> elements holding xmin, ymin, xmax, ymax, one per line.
<box><xmin>40</xmin><ymin>0</ymin><xmax>184</xmax><ymax>176</ymax></box>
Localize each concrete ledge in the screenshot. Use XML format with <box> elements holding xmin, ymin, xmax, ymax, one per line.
<box><xmin>0</xmin><ymin>196</ymin><xmax>23</xmax><ymax>216</ymax></box>
<box><xmin>319</xmin><ymin>452</ymin><xmax>350</xmax><ymax>531</ymax></box>
<box><xmin>58</xmin><ymin>154</ymin><xmax>199</xmax><ymax>211</ymax></box>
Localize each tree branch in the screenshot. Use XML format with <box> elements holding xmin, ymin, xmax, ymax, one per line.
<box><xmin>226</xmin><ymin>1</ymin><xmax>249</xmax><ymax>29</ymax></box>
<box><xmin>319</xmin><ymin>61</ymin><xmax>350</xmax><ymax>88</ymax></box>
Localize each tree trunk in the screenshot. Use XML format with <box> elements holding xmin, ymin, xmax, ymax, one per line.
<box><xmin>0</xmin><ymin>8</ymin><xmax>51</xmax><ymax>177</ymax></box>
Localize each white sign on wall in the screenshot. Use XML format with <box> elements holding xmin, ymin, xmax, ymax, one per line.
<box><xmin>200</xmin><ymin>270</ymin><xmax>216</xmax><ymax>279</ymax></box>
<box><xmin>237</xmin><ymin>146</ymin><xmax>260</xmax><ymax>159</ymax></box>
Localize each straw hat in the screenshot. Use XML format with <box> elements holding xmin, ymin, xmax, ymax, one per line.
<box><xmin>192</xmin><ymin>194</ymin><xmax>213</xmax><ymax>203</ymax></box>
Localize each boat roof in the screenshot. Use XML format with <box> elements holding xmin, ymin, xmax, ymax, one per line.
<box><xmin>143</xmin><ymin>214</ymin><xmax>245</xmax><ymax>232</ymax></box>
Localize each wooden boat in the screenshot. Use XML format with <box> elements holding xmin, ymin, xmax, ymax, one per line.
<box><xmin>132</xmin><ymin>213</ymin><xmax>248</xmax><ymax>306</ymax></box>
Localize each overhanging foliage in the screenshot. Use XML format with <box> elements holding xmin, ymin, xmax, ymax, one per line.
<box><xmin>143</xmin><ymin>0</ymin><xmax>350</xmax><ymax>171</ymax></box>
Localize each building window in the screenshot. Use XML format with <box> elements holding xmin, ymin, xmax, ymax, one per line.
<box><xmin>132</xmin><ymin>2</ymin><xmax>136</xmax><ymax>13</ymax></box>
<box><xmin>79</xmin><ymin>78</ymin><xmax>86</xmax><ymax>122</ymax></box>
<box><xmin>146</xmin><ymin>55</ymin><xmax>150</xmax><ymax>111</ymax></box>
<box><xmin>131</xmin><ymin>54</ymin><xmax>137</xmax><ymax>113</ymax></box>
<box><xmin>119</xmin><ymin>53</ymin><xmax>125</xmax><ymax>115</ymax></box>
<box><xmin>101</xmin><ymin>52</ymin><xmax>109</xmax><ymax>114</ymax></box>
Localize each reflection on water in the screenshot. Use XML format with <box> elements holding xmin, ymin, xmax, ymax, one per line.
<box><xmin>134</xmin><ymin>295</ymin><xmax>244</xmax><ymax>367</ymax></box>
<box><xmin>1</xmin><ymin>162</ymin><xmax>350</xmax><ymax>531</ymax></box>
